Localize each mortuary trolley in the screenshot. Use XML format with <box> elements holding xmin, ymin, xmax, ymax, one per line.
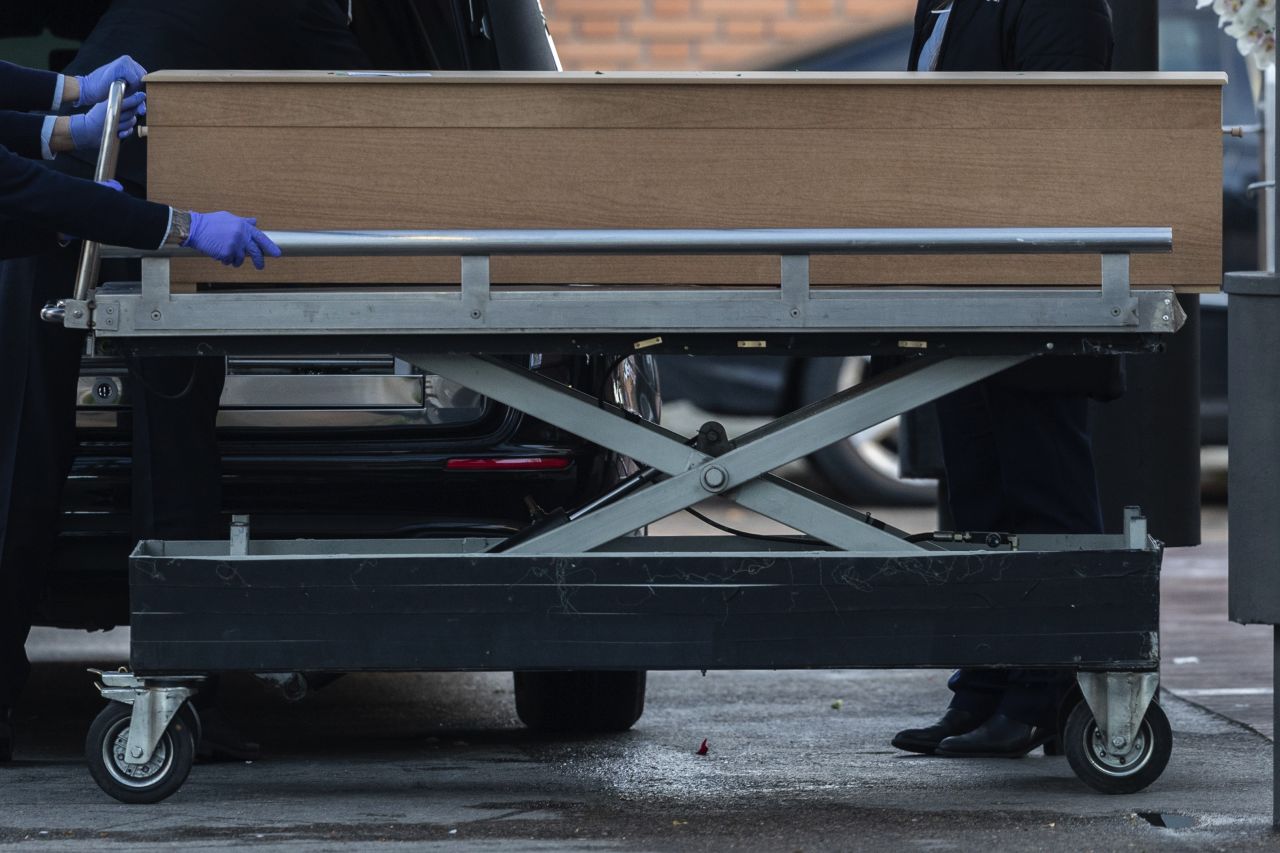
<box><xmin>48</xmin><ymin>71</ymin><xmax>1224</xmax><ymax>802</ymax></box>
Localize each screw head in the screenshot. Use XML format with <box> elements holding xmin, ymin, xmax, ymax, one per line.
<box><xmin>72</xmin><ymin>309</ymin><xmax>84</xmax><ymax>319</ymax></box>
<box><xmin>1111</xmin><ymin>735</ymin><xmax>1127</xmax><ymax>749</ymax></box>
<box><xmin>130</xmin><ymin>746</ymin><xmax>144</xmax><ymax>758</ymax></box>
<box><xmin>1045</xmin><ymin>342</ymin><xmax>1055</xmax><ymax>351</ymax></box>
<box><xmin>150</xmin><ymin>309</ymin><xmax>162</xmax><ymax>321</ymax></box>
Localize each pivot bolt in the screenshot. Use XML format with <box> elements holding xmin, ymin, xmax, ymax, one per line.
<box><xmin>130</xmin><ymin>746</ymin><xmax>144</xmax><ymax>759</ymax></box>
<box><xmin>700</xmin><ymin>465</ymin><xmax>729</xmax><ymax>493</ymax></box>
<box><xmin>1111</xmin><ymin>735</ymin><xmax>1127</xmax><ymax>749</ymax></box>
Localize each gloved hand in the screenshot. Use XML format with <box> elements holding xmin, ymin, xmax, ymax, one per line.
<box><xmin>183</xmin><ymin>212</ymin><xmax>283</xmax><ymax>270</ymax></box>
<box><xmin>68</xmin><ymin>91</ymin><xmax>146</xmax><ymax>150</ymax></box>
<box><xmin>76</xmin><ymin>55</ymin><xmax>147</xmax><ymax>106</ymax></box>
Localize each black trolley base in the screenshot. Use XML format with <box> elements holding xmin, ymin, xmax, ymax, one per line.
<box><xmin>87</xmin><ymin>517</ymin><xmax>1169</xmax><ymax>803</ymax></box>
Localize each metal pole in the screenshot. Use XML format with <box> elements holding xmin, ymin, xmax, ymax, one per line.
<box><xmin>99</xmin><ymin>226</ymin><xmax>1174</xmax><ymax>259</ymax></box>
<box><xmin>71</xmin><ymin>79</ymin><xmax>127</xmax><ymax>303</ymax></box>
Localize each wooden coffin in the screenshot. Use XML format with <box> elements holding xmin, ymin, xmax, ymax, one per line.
<box><xmin>143</xmin><ymin>70</ymin><xmax>1225</xmax><ymax>291</ymax></box>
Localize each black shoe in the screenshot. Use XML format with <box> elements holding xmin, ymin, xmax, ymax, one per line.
<box><xmin>0</xmin><ymin>706</ymin><xmax>12</xmax><ymax>763</ymax></box>
<box><xmin>935</xmin><ymin>713</ymin><xmax>1052</xmax><ymax>758</ymax></box>
<box><xmin>195</xmin><ymin>708</ymin><xmax>260</xmax><ymax>762</ymax></box>
<box><xmin>891</xmin><ymin>709</ymin><xmax>986</xmax><ymax>755</ymax></box>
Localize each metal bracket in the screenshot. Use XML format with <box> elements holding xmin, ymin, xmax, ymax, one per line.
<box><xmin>230</xmin><ymin>514</ymin><xmax>251</xmax><ymax>557</ymax></box>
<box><xmin>1101</xmin><ymin>253</ymin><xmax>1134</xmax><ymax>320</ymax></box>
<box><xmin>1077</xmin><ymin>671</ymin><xmax>1160</xmax><ymax>758</ymax></box>
<box><xmin>59</xmin><ymin>299</ymin><xmax>93</xmax><ymax>330</ymax></box>
<box><xmin>1123</xmin><ymin>506</ymin><xmax>1149</xmax><ymax>551</ymax></box>
<box><xmin>140</xmin><ymin>257</ymin><xmax>173</xmax><ymax>302</ymax></box>
<box><xmin>781</xmin><ymin>254</ymin><xmax>810</xmax><ymax>323</ymax></box>
<box><xmin>461</xmin><ymin>255</ymin><xmax>491</xmax><ymax>322</ymax></box>
<box><xmin>90</xmin><ymin>670</ymin><xmax>203</xmax><ymax>765</ymax></box>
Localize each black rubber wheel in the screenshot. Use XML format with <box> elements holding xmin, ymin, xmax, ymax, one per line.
<box><xmin>797</xmin><ymin>357</ymin><xmax>936</xmax><ymax>506</ymax></box>
<box><xmin>1043</xmin><ymin>738</ymin><xmax>1063</xmax><ymax>756</ymax></box>
<box><xmin>513</xmin><ymin>671</ymin><xmax>646</xmax><ymax>733</ymax></box>
<box><xmin>1063</xmin><ymin>699</ymin><xmax>1172</xmax><ymax>794</ymax></box>
<box><xmin>86</xmin><ymin>701</ymin><xmax>196</xmax><ymax>804</ymax></box>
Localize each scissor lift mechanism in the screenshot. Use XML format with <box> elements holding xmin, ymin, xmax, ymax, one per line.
<box><xmin>62</xmin><ymin>81</ymin><xmax>1176</xmax><ymax>804</ymax></box>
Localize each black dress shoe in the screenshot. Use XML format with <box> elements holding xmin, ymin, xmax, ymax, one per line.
<box><xmin>891</xmin><ymin>708</ymin><xmax>986</xmax><ymax>755</ymax></box>
<box><xmin>0</xmin><ymin>706</ymin><xmax>12</xmax><ymax>763</ymax></box>
<box><xmin>935</xmin><ymin>713</ymin><xmax>1052</xmax><ymax>758</ymax></box>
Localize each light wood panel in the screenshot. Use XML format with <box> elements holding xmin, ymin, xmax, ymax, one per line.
<box><xmin>145</xmin><ymin>72</ymin><xmax>1224</xmax><ymax>291</ymax></box>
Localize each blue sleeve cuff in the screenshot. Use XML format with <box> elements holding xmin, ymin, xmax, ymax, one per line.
<box><xmin>40</xmin><ymin>115</ymin><xmax>56</xmax><ymax>160</ymax></box>
<box><xmin>51</xmin><ymin>75</ymin><xmax>65</xmax><ymax>110</ymax></box>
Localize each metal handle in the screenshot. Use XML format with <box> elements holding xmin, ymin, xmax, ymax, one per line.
<box><xmin>39</xmin><ymin>301</ymin><xmax>67</xmax><ymax>324</ymax></box>
<box><xmin>72</xmin><ymin>79</ymin><xmax>128</xmax><ymax>304</ymax></box>
<box><xmin>102</xmin><ymin>226</ymin><xmax>1174</xmax><ymax>260</ymax></box>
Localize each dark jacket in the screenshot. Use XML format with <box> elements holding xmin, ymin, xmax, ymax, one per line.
<box><xmin>0</xmin><ymin>145</ymin><xmax>170</xmax><ymax>259</ymax></box>
<box><xmin>0</xmin><ymin>59</ymin><xmax>170</xmax><ymax>259</ymax></box>
<box><xmin>910</xmin><ymin>0</ymin><xmax>1113</xmax><ymax>72</ymax></box>
<box><xmin>65</xmin><ymin>0</ymin><xmax>370</xmax><ymax>188</ymax></box>
<box><xmin>910</xmin><ymin>0</ymin><xmax>1121</xmax><ymax>398</ymax></box>
<box><xmin>0</xmin><ymin>61</ymin><xmax>61</xmax><ymax>160</ymax></box>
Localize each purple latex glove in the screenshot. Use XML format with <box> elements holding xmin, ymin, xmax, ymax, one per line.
<box><xmin>69</xmin><ymin>92</ymin><xmax>146</xmax><ymax>150</ymax></box>
<box><xmin>76</xmin><ymin>55</ymin><xmax>147</xmax><ymax>105</ymax></box>
<box><xmin>183</xmin><ymin>211</ymin><xmax>283</xmax><ymax>270</ymax></box>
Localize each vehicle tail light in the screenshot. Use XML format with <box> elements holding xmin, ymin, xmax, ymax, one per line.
<box><xmin>445</xmin><ymin>457</ymin><xmax>572</xmax><ymax>471</ymax></box>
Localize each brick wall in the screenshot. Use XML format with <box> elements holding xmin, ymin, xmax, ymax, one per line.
<box><xmin>540</xmin><ymin>0</ymin><xmax>916</xmax><ymax>71</ymax></box>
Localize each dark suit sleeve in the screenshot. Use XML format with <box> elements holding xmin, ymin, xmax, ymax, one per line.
<box><xmin>0</xmin><ymin>61</ymin><xmax>61</xmax><ymax>111</ymax></box>
<box><xmin>0</xmin><ymin>146</ymin><xmax>170</xmax><ymax>256</ymax></box>
<box><xmin>0</xmin><ymin>216</ymin><xmax>59</xmax><ymax>260</ymax></box>
<box><xmin>1013</xmin><ymin>0</ymin><xmax>1114</xmax><ymax>72</ymax></box>
<box><xmin>0</xmin><ymin>111</ymin><xmax>47</xmax><ymax>160</ymax></box>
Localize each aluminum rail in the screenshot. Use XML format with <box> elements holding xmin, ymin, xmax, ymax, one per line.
<box><xmin>101</xmin><ymin>226</ymin><xmax>1173</xmax><ymax>259</ymax></box>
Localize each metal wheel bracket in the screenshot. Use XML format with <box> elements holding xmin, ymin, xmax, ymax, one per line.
<box><xmin>90</xmin><ymin>670</ymin><xmax>203</xmax><ymax>765</ymax></box>
<box><xmin>1077</xmin><ymin>671</ymin><xmax>1160</xmax><ymax>756</ymax></box>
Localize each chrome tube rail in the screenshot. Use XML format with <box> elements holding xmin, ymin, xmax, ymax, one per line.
<box><xmin>41</xmin><ymin>79</ymin><xmax>129</xmax><ymax>326</ymax></box>
<box><xmin>63</xmin><ymin>225</ymin><xmax>1181</xmax><ymax>340</ymax></box>
<box><xmin>101</xmin><ymin>226</ymin><xmax>1173</xmax><ymax>259</ymax></box>
<box><xmin>75</xmin><ymin>80</ymin><xmax>128</xmax><ymax>301</ymax></box>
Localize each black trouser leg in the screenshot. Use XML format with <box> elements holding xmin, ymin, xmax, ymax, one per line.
<box><xmin>937</xmin><ymin>379</ymin><xmax>1103</xmax><ymax>727</ymax></box>
<box><xmin>127</xmin><ymin>357</ymin><xmax>227</xmax><ymax>543</ymax></box>
<box><xmin>0</xmin><ymin>252</ymin><xmax>86</xmax><ymax>708</ymax></box>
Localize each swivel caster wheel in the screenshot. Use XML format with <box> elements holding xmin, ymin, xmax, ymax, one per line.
<box><xmin>86</xmin><ymin>701</ymin><xmax>197</xmax><ymax>804</ymax></box>
<box><xmin>1063</xmin><ymin>699</ymin><xmax>1172</xmax><ymax>794</ymax></box>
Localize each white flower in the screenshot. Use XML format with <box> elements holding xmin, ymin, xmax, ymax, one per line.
<box><xmin>1199</xmin><ymin>0</ymin><xmax>1275</xmax><ymax>69</ymax></box>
